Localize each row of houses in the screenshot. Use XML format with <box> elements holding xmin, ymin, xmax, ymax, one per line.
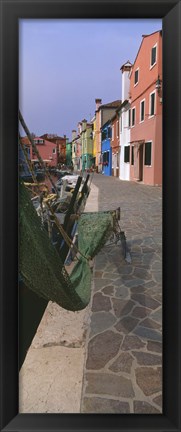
<box><xmin>71</xmin><ymin>29</ymin><xmax>162</xmax><ymax>186</ymax></box>
<box><xmin>20</xmin><ymin>30</ymin><xmax>162</xmax><ymax>186</ymax></box>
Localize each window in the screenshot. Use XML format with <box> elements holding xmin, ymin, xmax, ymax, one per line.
<box><xmin>150</xmin><ymin>92</ymin><xmax>156</xmax><ymax>116</ymax></box>
<box><xmin>112</xmin><ymin>125</ymin><xmax>114</xmax><ymax>140</ymax></box>
<box><xmin>151</xmin><ymin>45</ymin><xmax>157</xmax><ymax>67</ymax></box>
<box><xmin>134</xmin><ymin>68</ymin><xmax>139</xmax><ymax>85</ymax></box>
<box><xmin>117</xmin><ymin>120</ymin><xmax>119</xmax><ymax>137</ymax></box>
<box><xmin>132</xmin><ymin>107</ymin><xmax>136</xmax><ymax>127</ymax></box>
<box><xmin>131</xmin><ymin>146</ymin><xmax>134</xmax><ymax>165</ymax></box>
<box><xmin>128</xmin><ymin>109</ymin><xmax>131</xmax><ymax>128</ymax></box>
<box><xmin>52</xmin><ymin>148</ymin><xmax>56</xmax><ymax>154</ymax></box>
<box><xmin>144</xmin><ymin>142</ymin><xmax>152</xmax><ymax>166</ymax></box>
<box><xmin>124</xmin><ymin>146</ymin><xmax>130</xmax><ymax>163</ymax></box>
<box><xmin>140</xmin><ymin>100</ymin><xmax>145</xmax><ymax>122</ymax></box>
<box><xmin>102</xmin><ymin>130</ymin><xmax>107</xmax><ymax>141</ymax></box>
<box><xmin>108</xmin><ymin>127</ymin><xmax>112</xmax><ymax>139</ymax></box>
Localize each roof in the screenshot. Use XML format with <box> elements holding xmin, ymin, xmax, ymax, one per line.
<box><xmin>97</xmin><ymin>100</ymin><xmax>121</xmax><ymax>111</ymax></box>
<box><xmin>120</xmin><ymin>60</ymin><xmax>132</xmax><ymax>71</ymax></box>
<box><xmin>130</xmin><ymin>29</ymin><xmax>162</xmax><ymax>77</ymax></box>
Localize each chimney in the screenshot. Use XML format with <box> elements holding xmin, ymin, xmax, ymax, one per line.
<box><xmin>120</xmin><ymin>61</ymin><xmax>132</xmax><ymax>102</ymax></box>
<box><xmin>72</xmin><ymin>130</ymin><xmax>77</xmax><ymax>141</ymax></box>
<box><xmin>95</xmin><ymin>98</ymin><xmax>102</xmax><ymax>111</ymax></box>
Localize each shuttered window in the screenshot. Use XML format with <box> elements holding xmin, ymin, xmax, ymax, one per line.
<box><xmin>144</xmin><ymin>142</ymin><xmax>152</xmax><ymax>166</ymax></box>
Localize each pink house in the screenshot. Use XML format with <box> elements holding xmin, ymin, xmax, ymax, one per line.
<box><xmin>129</xmin><ymin>30</ymin><xmax>162</xmax><ymax>186</ymax></box>
<box><xmin>21</xmin><ymin>136</ymin><xmax>57</xmax><ymax>167</ymax></box>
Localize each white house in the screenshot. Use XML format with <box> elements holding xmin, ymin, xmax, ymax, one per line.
<box><xmin>119</xmin><ymin>61</ymin><xmax>132</xmax><ymax>181</ymax></box>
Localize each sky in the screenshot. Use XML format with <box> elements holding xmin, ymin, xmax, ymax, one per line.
<box><xmin>19</xmin><ymin>19</ymin><xmax>162</xmax><ymax>141</ymax></box>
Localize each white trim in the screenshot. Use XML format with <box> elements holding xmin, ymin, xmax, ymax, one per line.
<box><xmin>149</xmin><ymin>90</ymin><xmax>156</xmax><ymax>118</ymax></box>
<box><xmin>150</xmin><ymin>43</ymin><xmax>157</xmax><ymax>69</ymax></box>
<box><xmin>140</xmin><ymin>98</ymin><xmax>145</xmax><ymax>123</ymax></box>
<box><xmin>131</xmin><ymin>106</ymin><xmax>136</xmax><ymax>127</ymax></box>
<box><xmin>134</xmin><ymin>67</ymin><xmax>139</xmax><ymax>86</ymax></box>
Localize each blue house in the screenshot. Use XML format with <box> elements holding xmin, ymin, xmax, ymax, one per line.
<box><xmin>101</xmin><ymin>120</ymin><xmax>112</xmax><ymax>176</ymax></box>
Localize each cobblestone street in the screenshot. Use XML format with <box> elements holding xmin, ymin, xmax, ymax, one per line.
<box><xmin>81</xmin><ymin>173</ymin><xmax>162</xmax><ymax>413</ymax></box>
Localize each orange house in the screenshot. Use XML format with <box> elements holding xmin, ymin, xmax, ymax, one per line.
<box><xmin>129</xmin><ymin>30</ymin><xmax>162</xmax><ymax>186</ymax></box>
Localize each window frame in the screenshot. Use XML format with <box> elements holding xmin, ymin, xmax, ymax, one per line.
<box><xmin>124</xmin><ymin>145</ymin><xmax>130</xmax><ymax>163</ymax></box>
<box><xmin>149</xmin><ymin>90</ymin><xmax>156</xmax><ymax>117</ymax></box>
<box><xmin>140</xmin><ymin>98</ymin><xmax>145</xmax><ymax>123</ymax></box>
<box><xmin>131</xmin><ymin>106</ymin><xmax>136</xmax><ymax>127</ymax></box>
<box><xmin>131</xmin><ymin>145</ymin><xmax>134</xmax><ymax>165</ymax></box>
<box><xmin>52</xmin><ymin>147</ymin><xmax>56</xmax><ymax>154</ymax></box>
<box><xmin>144</xmin><ymin>141</ymin><xmax>152</xmax><ymax>166</ymax></box>
<box><xmin>134</xmin><ymin>68</ymin><xmax>139</xmax><ymax>86</ymax></box>
<box><xmin>150</xmin><ymin>43</ymin><xmax>157</xmax><ymax>69</ymax></box>
<box><xmin>128</xmin><ymin>108</ymin><xmax>131</xmax><ymax>128</ymax></box>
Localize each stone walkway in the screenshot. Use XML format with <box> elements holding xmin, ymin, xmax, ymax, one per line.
<box><xmin>81</xmin><ymin>174</ymin><xmax>162</xmax><ymax>414</ymax></box>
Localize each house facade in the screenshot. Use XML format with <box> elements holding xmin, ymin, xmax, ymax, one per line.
<box><xmin>21</xmin><ymin>136</ymin><xmax>57</xmax><ymax>167</ymax></box>
<box><xmin>72</xmin><ymin>127</ymin><xmax>82</xmax><ymax>171</ymax></box>
<box><xmin>80</xmin><ymin>119</ymin><xmax>93</xmax><ymax>171</ymax></box>
<box><xmin>40</xmin><ymin>134</ymin><xmax>67</xmax><ymax>165</ymax></box>
<box><xmin>111</xmin><ymin>111</ymin><xmax>120</xmax><ymax>177</ymax></box>
<box><xmin>94</xmin><ymin>99</ymin><xmax>121</xmax><ymax>172</ymax></box>
<box><xmin>101</xmin><ymin>120</ymin><xmax>112</xmax><ymax>176</ymax></box>
<box><xmin>66</xmin><ymin>140</ymin><xmax>72</xmax><ymax>167</ymax></box>
<box><xmin>118</xmin><ymin>61</ymin><xmax>132</xmax><ymax>181</ymax></box>
<box><xmin>129</xmin><ymin>30</ymin><xmax>162</xmax><ymax>185</ymax></box>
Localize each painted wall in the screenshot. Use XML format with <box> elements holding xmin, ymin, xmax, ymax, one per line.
<box><xmin>119</xmin><ymin>105</ymin><xmax>131</xmax><ymax>181</ymax></box>
<box><xmin>111</xmin><ymin>115</ymin><xmax>120</xmax><ymax>176</ymax></box>
<box><xmin>101</xmin><ymin>123</ymin><xmax>112</xmax><ymax>176</ymax></box>
<box><xmin>130</xmin><ymin>32</ymin><xmax>162</xmax><ymax>185</ymax></box>
<box><xmin>129</xmin><ymin>30</ymin><xmax>162</xmax><ymax>185</ymax></box>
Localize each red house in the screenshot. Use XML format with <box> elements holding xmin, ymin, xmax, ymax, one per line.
<box><xmin>21</xmin><ymin>136</ymin><xmax>57</xmax><ymax>167</ymax></box>
<box><xmin>129</xmin><ymin>30</ymin><xmax>162</xmax><ymax>185</ymax></box>
<box><xmin>40</xmin><ymin>134</ymin><xmax>67</xmax><ymax>165</ymax></box>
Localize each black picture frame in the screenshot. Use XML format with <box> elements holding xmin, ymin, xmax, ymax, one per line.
<box><xmin>1</xmin><ymin>0</ymin><xmax>181</xmax><ymax>431</ymax></box>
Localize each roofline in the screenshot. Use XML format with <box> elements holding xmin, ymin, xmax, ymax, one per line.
<box><xmin>130</xmin><ymin>29</ymin><xmax>162</xmax><ymax>78</ymax></box>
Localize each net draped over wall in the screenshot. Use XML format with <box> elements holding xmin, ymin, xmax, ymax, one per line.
<box><xmin>19</xmin><ymin>181</ymin><xmax>114</xmax><ymax>311</ymax></box>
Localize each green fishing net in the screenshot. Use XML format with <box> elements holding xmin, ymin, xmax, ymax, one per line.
<box><xmin>19</xmin><ymin>181</ymin><xmax>114</xmax><ymax>311</ymax></box>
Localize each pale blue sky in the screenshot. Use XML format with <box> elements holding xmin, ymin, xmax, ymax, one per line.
<box><xmin>19</xmin><ymin>19</ymin><xmax>162</xmax><ymax>140</ymax></box>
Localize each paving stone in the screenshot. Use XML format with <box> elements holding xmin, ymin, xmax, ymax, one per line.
<box><xmin>94</xmin><ymin>271</ymin><xmax>104</xmax><ymax>278</ymax></box>
<box><xmin>90</xmin><ymin>312</ymin><xmax>116</xmax><ymax>337</ymax></box>
<box><xmin>94</xmin><ymin>279</ymin><xmax>115</xmax><ymax>291</ymax></box>
<box><xmin>124</xmin><ymin>279</ymin><xmax>145</xmax><ymax>288</ymax></box>
<box><xmin>134</xmin><ymin>400</ymin><xmax>161</xmax><ymax>413</ymax></box>
<box><xmin>86</xmin><ymin>330</ymin><xmax>122</xmax><ymax>370</ymax></box>
<box><xmin>130</xmin><ymin>286</ymin><xmax>146</xmax><ymax>294</ymax></box>
<box><xmin>85</xmin><ymin>372</ymin><xmax>135</xmax><ymax>398</ymax></box>
<box><xmin>103</xmin><ymin>272</ymin><xmax>120</xmax><ymax>280</ymax></box>
<box><xmin>82</xmin><ymin>397</ymin><xmax>130</xmax><ymax>413</ymax></box>
<box><xmin>132</xmin><ymin>351</ymin><xmax>162</xmax><ymax>365</ymax></box>
<box><xmin>139</xmin><ymin>318</ymin><xmax>160</xmax><ymax>330</ymax></box>
<box><xmin>112</xmin><ymin>299</ymin><xmax>135</xmax><ymax>318</ymax></box>
<box><xmin>147</xmin><ymin>341</ymin><xmax>162</xmax><ymax>353</ymax></box>
<box><xmin>109</xmin><ymin>352</ymin><xmax>133</xmax><ymax>373</ymax></box>
<box><xmin>153</xmin><ymin>394</ymin><xmax>162</xmax><ymax>408</ymax></box>
<box><xmin>150</xmin><ymin>308</ymin><xmax>162</xmax><ymax>323</ymax></box>
<box><xmin>133</xmin><ymin>326</ymin><xmax>162</xmax><ymax>342</ymax></box>
<box><xmin>115</xmin><ymin>316</ymin><xmax>140</xmax><ymax>334</ymax></box>
<box><xmin>92</xmin><ymin>292</ymin><xmax>112</xmax><ymax>312</ymax></box>
<box><xmin>102</xmin><ymin>285</ymin><xmax>114</xmax><ymax>296</ymax></box>
<box><xmin>121</xmin><ymin>335</ymin><xmax>146</xmax><ymax>351</ymax></box>
<box><xmin>133</xmin><ymin>268</ymin><xmax>151</xmax><ymax>280</ymax></box>
<box><xmin>131</xmin><ymin>293</ymin><xmax>160</xmax><ymax>310</ymax></box>
<box><xmin>131</xmin><ymin>306</ymin><xmax>151</xmax><ymax>319</ymax></box>
<box><xmin>114</xmin><ymin>286</ymin><xmax>129</xmax><ymax>299</ymax></box>
<box><xmin>152</xmin><ymin>271</ymin><xmax>162</xmax><ymax>284</ymax></box>
<box><xmin>135</xmin><ymin>367</ymin><xmax>162</xmax><ymax>396</ymax></box>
